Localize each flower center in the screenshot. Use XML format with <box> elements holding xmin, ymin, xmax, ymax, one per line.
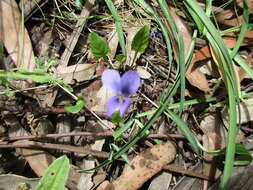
<box><xmin>118</xmin><ymin>94</ymin><xmax>125</xmax><ymax>104</ymax></box>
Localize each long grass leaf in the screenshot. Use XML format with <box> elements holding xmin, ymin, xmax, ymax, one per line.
<box><xmin>158</xmin><ymin>0</ymin><xmax>186</xmax><ymax>114</ymax></box>
<box><xmin>230</xmin><ymin>0</ymin><xmax>249</xmax><ymax>58</ymax></box>
<box><xmin>105</xmin><ymin>0</ymin><xmax>126</xmax><ymax>55</ymax></box>
<box><xmin>184</xmin><ymin>1</ymin><xmax>239</xmax><ymax>189</ymax></box>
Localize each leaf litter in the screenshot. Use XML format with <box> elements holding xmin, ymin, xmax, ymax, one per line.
<box><xmin>0</xmin><ymin>0</ymin><xmax>253</xmax><ymax>190</ymax></box>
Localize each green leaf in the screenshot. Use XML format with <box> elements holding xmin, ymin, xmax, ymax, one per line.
<box><xmin>111</xmin><ymin>143</ymin><xmax>132</xmax><ymax>165</ymax></box>
<box><xmin>113</xmin><ymin>119</ymin><xmax>134</xmax><ymax>140</ymax></box>
<box><xmin>35</xmin><ymin>155</ymin><xmax>70</xmax><ymax>190</ymax></box>
<box><xmin>111</xmin><ymin>111</ymin><xmax>125</xmax><ymax>124</ymax></box>
<box><xmin>234</xmin><ymin>143</ymin><xmax>252</xmax><ymax>165</ymax></box>
<box><xmin>75</xmin><ymin>0</ymin><xmax>84</xmax><ymax>9</ymax></box>
<box><xmin>64</xmin><ymin>96</ymin><xmax>85</xmax><ymax>113</ymax></box>
<box><xmin>115</xmin><ymin>54</ymin><xmax>126</xmax><ymax>63</ymax></box>
<box><xmin>88</xmin><ymin>32</ymin><xmax>111</xmax><ymax>60</ymax></box>
<box><xmin>131</xmin><ymin>25</ymin><xmax>150</xmax><ymax>53</ymax></box>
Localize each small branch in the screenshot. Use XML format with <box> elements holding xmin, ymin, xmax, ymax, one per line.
<box><xmin>164</xmin><ymin>165</ymin><xmax>212</xmax><ymax>181</ymax></box>
<box><xmin>0</xmin><ymin>131</ymin><xmax>115</xmax><ymax>141</ymax></box>
<box><xmin>0</xmin><ymin>131</ymin><xmax>185</xmax><ymax>142</ymax></box>
<box><xmin>0</xmin><ymin>140</ymin><xmax>109</xmax><ymax>159</ymax></box>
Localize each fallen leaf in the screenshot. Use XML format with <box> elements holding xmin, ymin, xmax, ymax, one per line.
<box><xmin>88</xmin><ymin>85</ymin><xmax>114</xmax><ymax>114</ymax></box>
<box><xmin>170</xmin><ymin>7</ymin><xmax>192</xmax><ymax>58</ymax></box>
<box><xmin>59</xmin><ymin>0</ymin><xmax>96</xmax><ymax>68</ymax></box>
<box><xmin>18</xmin><ymin>148</ymin><xmax>56</xmax><ymax>177</ymax></box>
<box><xmin>0</xmin><ymin>0</ymin><xmax>35</xmax><ymax>72</ymax></box>
<box><xmin>222</xmin><ymin>98</ymin><xmax>253</xmax><ymax>125</ymax></box>
<box><xmin>57</xmin><ymin>64</ymin><xmax>96</xmax><ymax>84</ymax></box>
<box><xmin>200</xmin><ymin>114</ymin><xmax>227</xmax><ymax>187</ymax></box>
<box><xmin>124</xmin><ymin>23</ymin><xmax>143</xmax><ymax>67</ymax></box>
<box><xmin>112</xmin><ymin>141</ymin><xmax>176</xmax><ymax>190</ymax></box>
<box><xmin>209</xmin><ymin>163</ymin><xmax>253</xmax><ymax>190</ymax></box>
<box><xmin>107</xmin><ymin>28</ymin><xmax>119</xmax><ymax>59</ymax></box>
<box><xmin>186</xmin><ymin>54</ymin><xmax>211</xmax><ymax>92</ymax></box>
<box><xmin>0</xmin><ymin>174</ymin><xmax>39</xmax><ymax>190</ymax></box>
<box><xmin>5</xmin><ymin>115</ymin><xmax>55</xmax><ymax>177</ymax></box>
<box><xmin>148</xmin><ymin>171</ymin><xmax>172</xmax><ymax>190</ymax></box>
<box><xmin>97</xmin><ymin>181</ymin><xmax>115</xmax><ymax>190</ymax></box>
<box><xmin>237</xmin><ymin>0</ymin><xmax>253</xmax><ymax>13</ymax></box>
<box><xmin>186</xmin><ymin>36</ymin><xmax>251</xmax><ymax>92</ymax></box>
<box><xmin>137</xmin><ymin>66</ymin><xmax>152</xmax><ymax>79</ymax></box>
<box><xmin>172</xmin><ymin>162</ymin><xmax>203</xmax><ymax>190</ymax></box>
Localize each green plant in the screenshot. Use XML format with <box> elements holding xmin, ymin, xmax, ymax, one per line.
<box><xmin>0</xmin><ymin>58</ymin><xmax>85</xmax><ymax>113</ymax></box>
<box><xmin>35</xmin><ymin>155</ymin><xmax>70</xmax><ymax>190</ymax></box>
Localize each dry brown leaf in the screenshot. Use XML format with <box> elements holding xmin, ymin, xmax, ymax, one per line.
<box><xmin>112</xmin><ymin>141</ymin><xmax>176</xmax><ymax>190</ymax></box>
<box><xmin>0</xmin><ymin>174</ymin><xmax>39</xmax><ymax>190</ymax></box>
<box><xmin>170</xmin><ymin>7</ymin><xmax>192</xmax><ymax>57</ymax></box>
<box><xmin>18</xmin><ymin>148</ymin><xmax>55</xmax><ymax>176</ymax></box>
<box><xmin>237</xmin><ymin>0</ymin><xmax>253</xmax><ymax>12</ymax></box>
<box><xmin>57</xmin><ymin>64</ymin><xmax>96</xmax><ymax>84</ymax></box>
<box><xmin>200</xmin><ymin>114</ymin><xmax>226</xmax><ymax>188</ymax></box>
<box><xmin>97</xmin><ymin>181</ymin><xmax>115</xmax><ymax>190</ymax></box>
<box><xmin>0</xmin><ymin>0</ymin><xmax>35</xmax><ymax>71</ymax></box>
<box><xmin>186</xmin><ymin>35</ymin><xmax>251</xmax><ymax>93</ymax></box>
<box><xmin>186</xmin><ymin>54</ymin><xmax>211</xmax><ymax>92</ymax></box>
<box><xmin>6</xmin><ymin>115</ymin><xmax>55</xmax><ymax>177</ymax></box>
<box><xmin>222</xmin><ymin>98</ymin><xmax>253</xmax><ymax>125</ymax></box>
<box><xmin>107</xmin><ymin>28</ymin><xmax>119</xmax><ymax>59</ymax></box>
<box><xmin>59</xmin><ymin>0</ymin><xmax>95</xmax><ymax>68</ymax></box>
<box><xmin>137</xmin><ymin>66</ymin><xmax>152</xmax><ymax>79</ymax></box>
<box><xmin>124</xmin><ymin>23</ymin><xmax>143</xmax><ymax>67</ymax></box>
<box><xmin>148</xmin><ymin>171</ymin><xmax>172</xmax><ymax>190</ymax></box>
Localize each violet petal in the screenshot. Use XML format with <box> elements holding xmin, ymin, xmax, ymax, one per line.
<box><xmin>119</xmin><ymin>97</ymin><xmax>132</xmax><ymax>117</ymax></box>
<box><xmin>106</xmin><ymin>96</ymin><xmax>120</xmax><ymax>117</ymax></box>
<box><xmin>102</xmin><ymin>69</ymin><xmax>121</xmax><ymax>93</ymax></box>
<box><xmin>120</xmin><ymin>70</ymin><xmax>140</xmax><ymax>96</ymax></box>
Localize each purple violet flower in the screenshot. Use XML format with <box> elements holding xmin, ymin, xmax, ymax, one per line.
<box><xmin>150</xmin><ymin>29</ymin><xmax>162</xmax><ymax>40</ymax></box>
<box><xmin>102</xmin><ymin>69</ymin><xmax>140</xmax><ymax>117</ymax></box>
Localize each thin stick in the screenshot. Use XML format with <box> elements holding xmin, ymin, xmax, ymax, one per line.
<box><xmin>0</xmin><ymin>140</ymin><xmax>109</xmax><ymax>158</ymax></box>
<box><xmin>164</xmin><ymin>165</ymin><xmax>212</xmax><ymax>181</ymax></box>
<box><xmin>0</xmin><ymin>131</ymin><xmax>185</xmax><ymax>142</ymax></box>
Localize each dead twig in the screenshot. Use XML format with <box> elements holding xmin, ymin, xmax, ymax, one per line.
<box><xmin>164</xmin><ymin>165</ymin><xmax>212</xmax><ymax>181</ymax></box>
<box><xmin>0</xmin><ymin>131</ymin><xmax>185</xmax><ymax>142</ymax></box>
<box><xmin>0</xmin><ymin>140</ymin><xmax>109</xmax><ymax>158</ymax></box>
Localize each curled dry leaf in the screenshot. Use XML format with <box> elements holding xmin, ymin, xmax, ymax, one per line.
<box><xmin>186</xmin><ymin>36</ymin><xmax>252</xmax><ymax>93</ymax></box>
<box><xmin>112</xmin><ymin>141</ymin><xmax>176</xmax><ymax>190</ymax></box>
<box><xmin>170</xmin><ymin>7</ymin><xmax>192</xmax><ymax>57</ymax></box>
<box><xmin>200</xmin><ymin>114</ymin><xmax>226</xmax><ymax>186</ymax></box>
<box><xmin>0</xmin><ymin>0</ymin><xmax>35</xmax><ymax>72</ymax></box>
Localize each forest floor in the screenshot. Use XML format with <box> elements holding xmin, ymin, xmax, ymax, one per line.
<box><xmin>0</xmin><ymin>0</ymin><xmax>253</xmax><ymax>190</ymax></box>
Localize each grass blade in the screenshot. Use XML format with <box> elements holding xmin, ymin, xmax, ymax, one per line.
<box><xmin>105</xmin><ymin>0</ymin><xmax>126</xmax><ymax>55</ymax></box>
<box><xmin>184</xmin><ymin>1</ymin><xmax>239</xmax><ymax>189</ymax></box>
<box><xmin>230</xmin><ymin>0</ymin><xmax>249</xmax><ymax>58</ymax></box>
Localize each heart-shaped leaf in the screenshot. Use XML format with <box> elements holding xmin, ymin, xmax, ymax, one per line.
<box><xmin>88</xmin><ymin>32</ymin><xmax>111</xmax><ymax>60</ymax></box>
<box><xmin>131</xmin><ymin>25</ymin><xmax>150</xmax><ymax>53</ymax></box>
